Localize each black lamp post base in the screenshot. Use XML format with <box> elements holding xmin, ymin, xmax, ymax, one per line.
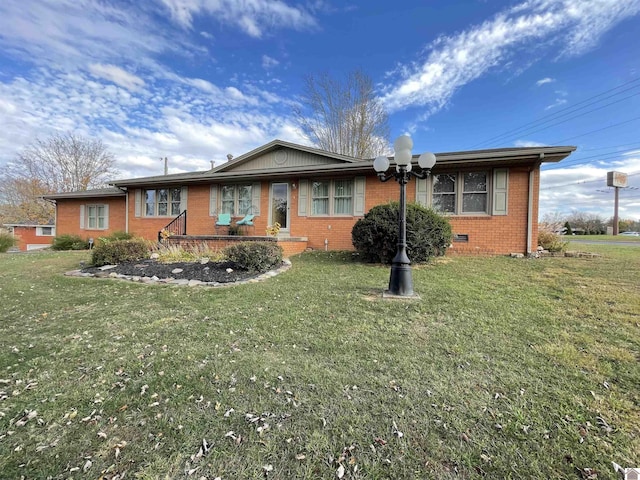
<box><xmin>382</xmin><ymin>263</ymin><xmax>420</xmax><ymax>299</ymax></box>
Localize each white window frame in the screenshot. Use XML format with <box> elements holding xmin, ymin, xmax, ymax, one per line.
<box><xmin>219</xmin><ymin>184</ymin><xmax>253</xmax><ymax>216</ymax></box>
<box><xmin>430</xmin><ymin>171</ymin><xmax>490</xmax><ymax>215</ymax></box>
<box><xmin>309</xmin><ymin>178</ymin><xmax>354</xmax><ymax>216</ymax></box>
<box><xmin>144</xmin><ymin>188</ymin><xmax>182</xmax><ymax>217</ymax></box>
<box><xmin>36</xmin><ymin>226</ymin><xmax>54</xmax><ymax>236</ymax></box>
<box><xmin>85</xmin><ymin>204</ymin><xmax>108</xmax><ymax>230</ymax></box>
<box><xmin>461</xmin><ymin>172</ymin><xmax>489</xmax><ymax>214</ymax></box>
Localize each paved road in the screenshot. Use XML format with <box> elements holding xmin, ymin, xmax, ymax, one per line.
<box><xmin>568</xmin><ymin>239</ymin><xmax>640</xmax><ymax>247</ymax></box>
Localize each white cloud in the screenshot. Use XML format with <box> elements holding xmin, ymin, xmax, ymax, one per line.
<box><xmin>262</xmin><ymin>55</ymin><xmax>280</xmax><ymax>69</ymax></box>
<box><xmin>0</xmin><ymin>1</ymin><xmax>178</xmax><ymax>70</ymax></box>
<box><xmin>382</xmin><ymin>0</ymin><xmax>640</xmax><ymax>114</ymax></box>
<box><xmin>544</xmin><ymin>98</ymin><xmax>568</xmax><ymax>110</ymax></box>
<box><xmin>539</xmin><ymin>152</ymin><xmax>640</xmax><ymax>218</ymax></box>
<box><xmin>515</xmin><ymin>140</ymin><xmax>548</xmax><ymax>147</ymax></box>
<box><xmin>536</xmin><ymin>77</ymin><xmax>554</xmax><ymax>86</ymax></box>
<box><xmin>88</xmin><ymin>64</ymin><xmax>145</xmax><ymax>91</ymax></box>
<box><xmin>159</xmin><ymin>0</ymin><xmax>317</xmax><ymax>37</ymax></box>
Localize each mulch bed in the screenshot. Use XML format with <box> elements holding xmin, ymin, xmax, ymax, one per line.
<box><xmin>81</xmin><ymin>259</ymin><xmax>262</xmax><ymax>283</ymax></box>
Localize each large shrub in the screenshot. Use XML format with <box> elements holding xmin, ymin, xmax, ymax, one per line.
<box><xmin>352</xmin><ymin>202</ymin><xmax>452</xmax><ymax>264</ymax></box>
<box><xmin>91</xmin><ymin>238</ymin><xmax>151</xmax><ymax>266</ymax></box>
<box><xmin>52</xmin><ymin>234</ymin><xmax>89</xmax><ymax>251</ymax></box>
<box><xmin>538</xmin><ymin>230</ymin><xmax>568</xmax><ymax>252</ymax></box>
<box><xmin>223</xmin><ymin>241</ymin><xmax>283</xmax><ymax>272</ymax></box>
<box><xmin>0</xmin><ymin>232</ymin><xmax>16</xmax><ymax>253</ymax></box>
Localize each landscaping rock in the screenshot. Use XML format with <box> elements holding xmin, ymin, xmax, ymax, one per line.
<box><xmin>98</xmin><ymin>265</ymin><xmax>118</xmax><ymax>271</ymax></box>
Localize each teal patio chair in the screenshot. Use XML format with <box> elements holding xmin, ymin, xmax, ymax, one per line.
<box><xmin>236</xmin><ymin>214</ymin><xmax>255</xmax><ymax>226</ymax></box>
<box><xmin>215</xmin><ymin>213</ymin><xmax>231</xmax><ymax>233</ymax></box>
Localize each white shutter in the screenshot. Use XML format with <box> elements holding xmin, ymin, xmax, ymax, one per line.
<box><xmin>180</xmin><ymin>186</ymin><xmax>188</xmax><ymax>212</ymax></box>
<box><xmin>251</xmin><ymin>182</ymin><xmax>261</xmax><ymax>215</ymax></box>
<box><xmin>415</xmin><ymin>178</ymin><xmax>428</xmax><ymax>206</ymax></box>
<box><xmin>209</xmin><ymin>185</ymin><xmax>218</xmax><ymax>216</ymax></box>
<box><xmin>353</xmin><ymin>176</ymin><xmax>366</xmax><ymax>216</ymax></box>
<box><xmin>79</xmin><ymin>205</ymin><xmax>85</xmax><ymax>229</ymax></box>
<box><xmin>134</xmin><ymin>189</ymin><xmax>142</xmax><ymax>217</ymax></box>
<box><xmin>103</xmin><ymin>204</ymin><xmax>109</xmax><ymax>230</ymax></box>
<box><xmin>298</xmin><ymin>179</ymin><xmax>308</xmax><ymax>217</ymax></box>
<box><xmin>492</xmin><ymin>168</ymin><xmax>509</xmax><ymax>215</ymax></box>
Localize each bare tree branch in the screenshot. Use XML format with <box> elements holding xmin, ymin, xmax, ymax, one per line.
<box><xmin>0</xmin><ymin>133</ymin><xmax>117</xmax><ymax>223</ymax></box>
<box><xmin>294</xmin><ymin>70</ymin><xmax>391</xmax><ymax>158</ymax></box>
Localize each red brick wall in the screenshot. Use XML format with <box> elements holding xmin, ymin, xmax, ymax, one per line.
<box><xmin>287</xmin><ymin>168</ymin><xmax>537</xmax><ymax>255</ymax></box>
<box><xmin>56</xmin><ymin>166</ymin><xmax>539</xmax><ymax>256</ymax></box>
<box><xmin>55</xmin><ymin>197</ymin><xmax>127</xmax><ymax>239</ymax></box>
<box><xmin>447</xmin><ymin>167</ymin><xmax>535</xmax><ymax>255</ymax></box>
<box><xmin>165</xmin><ymin>235</ymin><xmax>308</xmax><ymax>257</ymax></box>
<box><xmin>11</xmin><ymin>226</ymin><xmax>54</xmax><ymax>251</ymax></box>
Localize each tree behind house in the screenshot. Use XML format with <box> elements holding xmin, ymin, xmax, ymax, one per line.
<box><xmin>294</xmin><ymin>69</ymin><xmax>390</xmax><ymax>159</ymax></box>
<box><xmin>0</xmin><ymin>133</ymin><xmax>117</xmax><ymax>224</ymax></box>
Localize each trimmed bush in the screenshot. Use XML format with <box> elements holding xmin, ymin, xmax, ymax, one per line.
<box><xmin>0</xmin><ymin>232</ymin><xmax>16</xmax><ymax>253</ymax></box>
<box><xmin>52</xmin><ymin>234</ymin><xmax>90</xmax><ymax>251</ymax></box>
<box><xmin>91</xmin><ymin>238</ymin><xmax>151</xmax><ymax>266</ymax></box>
<box><xmin>538</xmin><ymin>230</ymin><xmax>568</xmax><ymax>252</ymax></box>
<box><xmin>223</xmin><ymin>241</ymin><xmax>283</xmax><ymax>272</ymax></box>
<box><xmin>99</xmin><ymin>231</ymin><xmax>134</xmax><ymax>242</ymax></box>
<box><xmin>352</xmin><ymin>202</ymin><xmax>452</xmax><ymax>264</ymax></box>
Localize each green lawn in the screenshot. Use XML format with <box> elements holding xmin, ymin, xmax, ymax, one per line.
<box><xmin>569</xmin><ymin>234</ymin><xmax>640</xmax><ymax>242</ymax></box>
<box><xmin>1</xmin><ymin>247</ymin><xmax>639</xmax><ymax>479</ymax></box>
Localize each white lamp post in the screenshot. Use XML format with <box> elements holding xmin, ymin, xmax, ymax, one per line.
<box><xmin>373</xmin><ymin>135</ymin><xmax>436</xmax><ymax>297</ymax></box>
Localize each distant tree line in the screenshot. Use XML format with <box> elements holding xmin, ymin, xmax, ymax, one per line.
<box><xmin>540</xmin><ymin>211</ymin><xmax>640</xmax><ymax>235</ymax></box>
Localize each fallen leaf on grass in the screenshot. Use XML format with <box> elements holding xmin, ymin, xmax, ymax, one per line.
<box><xmin>336</xmin><ymin>464</ymin><xmax>345</xmax><ymax>479</ymax></box>
<box><xmin>392</xmin><ymin>421</ymin><xmax>404</xmax><ymax>438</ymax></box>
<box><xmin>575</xmin><ymin>467</ymin><xmax>598</xmax><ymax>479</ymax></box>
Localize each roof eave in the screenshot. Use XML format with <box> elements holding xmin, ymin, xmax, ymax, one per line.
<box><xmin>42</xmin><ymin>191</ymin><xmax>126</xmax><ymax>200</ymax></box>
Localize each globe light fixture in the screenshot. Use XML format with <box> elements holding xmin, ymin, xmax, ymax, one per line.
<box><xmin>374</xmin><ymin>135</ymin><xmax>436</xmax><ymax>297</ymax></box>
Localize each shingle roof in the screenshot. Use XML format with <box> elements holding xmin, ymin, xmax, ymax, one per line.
<box><xmin>42</xmin><ymin>187</ymin><xmax>125</xmax><ymax>200</ymax></box>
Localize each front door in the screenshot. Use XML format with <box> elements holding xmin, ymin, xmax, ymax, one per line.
<box><xmin>270</xmin><ymin>182</ymin><xmax>289</xmax><ymax>232</ymax></box>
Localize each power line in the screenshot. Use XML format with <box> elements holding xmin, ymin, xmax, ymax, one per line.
<box><xmin>469</xmin><ymin>76</ymin><xmax>640</xmax><ymax>148</ymax></box>
<box><xmin>490</xmin><ymin>90</ymin><xmax>640</xmax><ymax>146</ymax></box>
<box><xmin>576</xmin><ymin>141</ymin><xmax>640</xmax><ymax>152</ymax></box>
<box><xmin>543</xmin><ymin>150</ymin><xmax>640</xmax><ymax>170</ymax></box>
<box><xmin>539</xmin><ymin>179</ymin><xmax>602</xmax><ymax>190</ymax></box>
<box><xmin>550</xmin><ymin>115</ymin><xmax>640</xmax><ymax>144</ymax></box>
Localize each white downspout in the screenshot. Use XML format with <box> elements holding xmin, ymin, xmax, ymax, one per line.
<box><xmin>527</xmin><ymin>154</ymin><xmax>544</xmax><ymax>254</ymax></box>
<box><xmin>120</xmin><ymin>187</ymin><xmax>129</xmax><ymax>234</ymax></box>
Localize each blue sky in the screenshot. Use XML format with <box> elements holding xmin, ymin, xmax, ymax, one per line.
<box><xmin>1</xmin><ymin>0</ymin><xmax>639</xmax><ymax>220</ymax></box>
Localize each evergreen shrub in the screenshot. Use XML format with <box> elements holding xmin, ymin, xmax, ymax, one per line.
<box><xmin>91</xmin><ymin>238</ymin><xmax>150</xmax><ymax>266</ymax></box>
<box><xmin>352</xmin><ymin>202</ymin><xmax>452</xmax><ymax>264</ymax></box>
<box><xmin>52</xmin><ymin>234</ymin><xmax>89</xmax><ymax>251</ymax></box>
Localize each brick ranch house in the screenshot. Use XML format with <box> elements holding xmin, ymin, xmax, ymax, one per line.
<box><xmin>3</xmin><ymin>223</ymin><xmax>56</xmax><ymax>251</ymax></box>
<box><xmin>44</xmin><ymin>139</ymin><xmax>575</xmax><ymax>257</ymax></box>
